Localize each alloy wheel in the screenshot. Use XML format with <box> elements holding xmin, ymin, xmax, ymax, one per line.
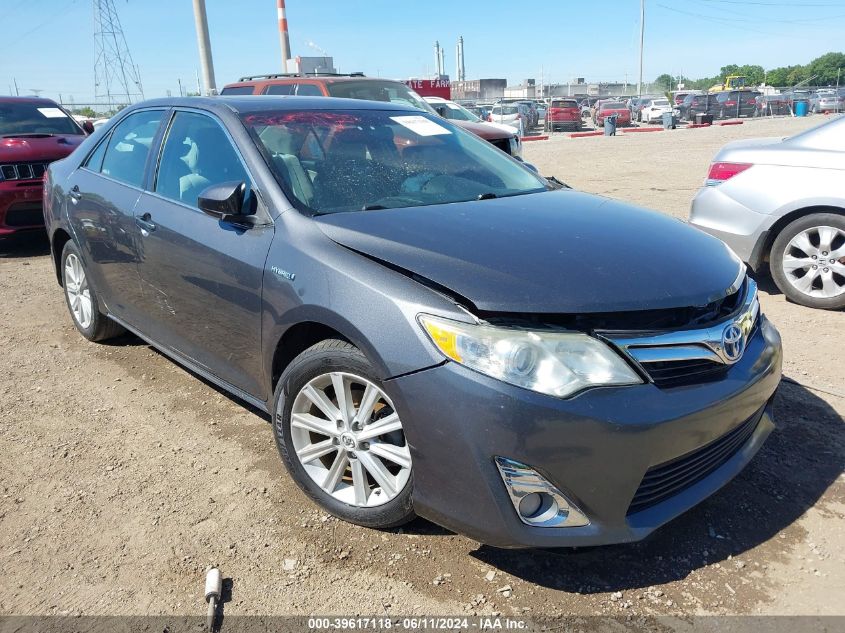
<box><xmin>289</xmin><ymin>372</ymin><xmax>411</xmax><ymax>508</ymax></box>
<box><xmin>64</xmin><ymin>253</ymin><xmax>94</xmax><ymax>329</ymax></box>
<box><xmin>781</xmin><ymin>225</ymin><xmax>845</xmax><ymax>299</ymax></box>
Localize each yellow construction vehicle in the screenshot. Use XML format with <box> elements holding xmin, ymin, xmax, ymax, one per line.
<box><xmin>709</xmin><ymin>75</ymin><xmax>748</xmax><ymax>93</ymax></box>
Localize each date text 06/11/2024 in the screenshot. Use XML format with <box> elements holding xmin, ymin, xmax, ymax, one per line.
<box><xmin>307</xmin><ymin>617</ymin><xmax>529</xmax><ymax>630</ymax></box>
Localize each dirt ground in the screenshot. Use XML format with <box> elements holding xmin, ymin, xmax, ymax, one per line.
<box><xmin>1</xmin><ymin>116</ymin><xmax>843</xmax><ymax>625</ymax></box>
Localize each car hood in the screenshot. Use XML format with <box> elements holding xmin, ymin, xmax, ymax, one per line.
<box><xmin>315</xmin><ymin>190</ymin><xmax>743</xmax><ymax>314</ymax></box>
<box><xmin>452</xmin><ymin>119</ymin><xmax>513</xmax><ymax>140</ymax></box>
<box><xmin>0</xmin><ymin>134</ymin><xmax>84</xmax><ymax>163</ymax></box>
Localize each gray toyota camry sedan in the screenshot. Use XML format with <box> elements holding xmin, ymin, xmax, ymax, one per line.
<box><xmin>43</xmin><ymin>97</ymin><xmax>782</xmax><ymax>548</ymax></box>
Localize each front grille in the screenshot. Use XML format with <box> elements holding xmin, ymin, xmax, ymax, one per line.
<box><xmin>0</xmin><ymin>162</ymin><xmax>47</xmax><ymax>181</ymax></box>
<box><xmin>4</xmin><ymin>201</ymin><xmax>44</xmax><ymax>227</ymax></box>
<box><xmin>640</xmin><ymin>358</ymin><xmax>728</xmax><ymax>387</ymax></box>
<box><xmin>627</xmin><ymin>407</ymin><xmax>763</xmax><ymax>515</ymax></box>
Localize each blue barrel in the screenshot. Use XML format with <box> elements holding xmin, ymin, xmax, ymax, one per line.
<box><xmin>795</xmin><ymin>100</ymin><xmax>809</xmax><ymax>117</ymax></box>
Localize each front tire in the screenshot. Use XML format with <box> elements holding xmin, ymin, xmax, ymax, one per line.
<box><xmin>273</xmin><ymin>340</ymin><xmax>415</xmax><ymax>529</ymax></box>
<box><xmin>770</xmin><ymin>213</ymin><xmax>845</xmax><ymax>310</ymax></box>
<box><xmin>61</xmin><ymin>241</ymin><xmax>125</xmax><ymax>342</ymax></box>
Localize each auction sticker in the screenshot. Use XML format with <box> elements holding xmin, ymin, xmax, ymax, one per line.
<box><xmin>37</xmin><ymin>108</ymin><xmax>67</xmax><ymax>118</ymax></box>
<box><xmin>390</xmin><ymin>115</ymin><xmax>451</xmax><ymax>136</ymax></box>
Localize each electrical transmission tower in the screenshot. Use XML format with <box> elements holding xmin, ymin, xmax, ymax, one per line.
<box><xmin>93</xmin><ymin>0</ymin><xmax>144</xmax><ymax>111</ymax></box>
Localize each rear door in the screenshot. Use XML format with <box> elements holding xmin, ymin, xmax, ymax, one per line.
<box><xmin>65</xmin><ymin>108</ymin><xmax>166</xmax><ymax>325</ymax></box>
<box><xmin>133</xmin><ymin>109</ymin><xmax>276</xmax><ymax>399</ymax></box>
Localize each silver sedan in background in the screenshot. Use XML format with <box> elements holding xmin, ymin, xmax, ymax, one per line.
<box><xmin>690</xmin><ymin>115</ymin><xmax>845</xmax><ymax>310</ymax></box>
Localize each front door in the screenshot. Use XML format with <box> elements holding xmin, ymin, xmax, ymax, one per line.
<box><xmin>134</xmin><ymin>110</ymin><xmax>274</xmax><ymax>400</ymax></box>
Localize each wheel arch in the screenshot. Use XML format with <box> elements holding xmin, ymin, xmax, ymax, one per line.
<box><xmin>269</xmin><ymin>320</ymin><xmax>353</xmax><ymax>394</ymax></box>
<box><xmin>758</xmin><ymin>205</ymin><xmax>845</xmax><ymax>268</ymax></box>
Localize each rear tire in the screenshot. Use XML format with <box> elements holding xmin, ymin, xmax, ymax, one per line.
<box><xmin>273</xmin><ymin>339</ymin><xmax>416</xmax><ymax>529</ymax></box>
<box><xmin>769</xmin><ymin>213</ymin><xmax>845</xmax><ymax>310</ymax></box>
<box><xmin>61</xmin><ymin>241</ymin><xmax>125</xmax><ymax>342</ymax></box>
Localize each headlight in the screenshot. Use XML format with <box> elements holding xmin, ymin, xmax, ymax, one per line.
<box><xmin>419</xmin><ymin>315</ymin><xmax>642</xmax><ymax>398</ymax></box>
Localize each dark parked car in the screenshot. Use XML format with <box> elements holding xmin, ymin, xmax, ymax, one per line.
<box><xmin>222</xmin><ymin>74</ymin><xmax>521</xmax><ymax>158</ymax></box>
<box><xmin>44</xmin><ymin>97</ymin><xmax>781</xmax><ymax>548</ymax></box>
<box><xmin>0</xmin><ymin>97</ymin><xmax>92</xmax><ymax>235</ymax></box>
<box><xmin>681</xmin><ymin>93</ymin><xmax>721</xmax><ymax>121</ymax></box>
<box><xmin>755</xmin><ymin>94</ymin><xmax>791</xmax><ymax>116</ymax></box>
<box><xmin>716</xmin><ymin>90</ymin><xmax>761</xmax><ymax>119</ymax></box>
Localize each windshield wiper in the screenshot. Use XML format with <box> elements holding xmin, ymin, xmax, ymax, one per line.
<box><xmin>477</xmin><ymin>192</ymin><xmax>497</xmax><ymax>200</ymax></box>
<box><xmin>361</xmin><ymin>204</ymin><xmax>387</xmax><ymax>211</ymax></box>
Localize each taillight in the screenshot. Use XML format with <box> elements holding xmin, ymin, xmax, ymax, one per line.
<box><xmin>706</xmin><ymin>162</ymin><xmax>752</xmax><ymax>186</ymax></box>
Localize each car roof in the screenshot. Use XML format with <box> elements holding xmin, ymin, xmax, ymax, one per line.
<box><xmin>0</xmin><ymin>96</ymin><xmax>60</xmax><ymax>105</ymax></box>
<box><xmin>122</xmin><ymin>96</ymin><xmax>421</xmax><ymax>114</ymax></box>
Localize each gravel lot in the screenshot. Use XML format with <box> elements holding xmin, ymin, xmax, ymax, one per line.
<box><xmin>1</xmin><ymin>116</ymin><xmax>843</xmax><ymax>623</ymax></box>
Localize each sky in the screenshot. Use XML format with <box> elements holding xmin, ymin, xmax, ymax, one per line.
<box><xmin>2</xmin><ymin>0</ymin><xmax>845</xmax><ymax>105</ymax></box>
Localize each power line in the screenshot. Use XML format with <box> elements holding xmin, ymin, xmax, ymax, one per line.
<box><xmin>698</xmin><ymin>0</ymin><xmax>845</xmax><ymax>6</ymax></box>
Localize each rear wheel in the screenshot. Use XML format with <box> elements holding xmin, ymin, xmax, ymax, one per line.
<box><xmin>273</xmin><ymin>340</ymin><xmax>415</xmax><ymax>528</ymax></box>
<box><xmin>770</xmin><ymin>213</ymin><xmax>845</xmax><ymax>310</ymax></box>
<box><xmin>61</xmin><ymin>241</ymin><xmax>125</xmax><ymax>342</ymax></box>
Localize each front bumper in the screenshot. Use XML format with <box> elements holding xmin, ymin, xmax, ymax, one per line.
<box><xmin>0</xmin><ymin>180</ymin><xmax>45</xmax><ymax>235</ymax></box>
<box><xmin>388</xmin><ymin>317</ymin><xmax>781</xmax><ymax>548</ymax></box>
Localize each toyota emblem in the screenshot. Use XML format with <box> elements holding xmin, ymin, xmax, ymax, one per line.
<box><xmin>722</xmin><ymin>324</ymin><xmax>745</xmax><ymax>363</ymax></box>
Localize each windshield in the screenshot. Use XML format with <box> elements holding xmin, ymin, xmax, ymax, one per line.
<box><xmin>242</xmin><ymin>109</ymin><xmax>548</xmax><ymax>215</ymax></box>
<box><xmin>434</xmin><ymin>101</ymin><xmax>481</xmax><ymax>122</ymax></box>
<box><xmin>325</xmin><ymin>80</ymin><xmax>437</xmax><ymax>115</ymax></box>
<box><xmin>0</xmin><ymin>102</ymin><xmax>82</xmax><ymax>137</ymax></box>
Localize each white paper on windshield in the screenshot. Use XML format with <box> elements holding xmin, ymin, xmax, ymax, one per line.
<box><xmin>390</xmin><ymin>115</ymin><xmax>451</xmax><ymax>136</ymax></box>
<box><xmin>37</xmin><ymin>107</ymin><xmax>66</xmax><ymax>118</ymax></box>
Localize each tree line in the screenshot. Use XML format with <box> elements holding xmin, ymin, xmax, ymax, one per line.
<box><xmin>654</xmin><ymin>52</ymin><xmax>845</xmax><ymax>91</ymax></box>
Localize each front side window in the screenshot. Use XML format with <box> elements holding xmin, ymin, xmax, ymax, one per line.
<box><xmin>155</xmin><ymin>111</ymin><xmax>251</xmax><ymax>208</ymax></box>
<box><xmin>0</xmin><ymin>101</ymin><xmax>83</xmax><ymax>137</ymax></box>
<box><xmin>264</xmin><ymin>83</ymin><xmax>294</xmax><ymax>95</ymax></box>
<box><xmin>242</xmin><ymin>109</ymin><xmax>548</xmax><ymax>215</ymax></box>
<box><xmin>295</xmin><ymin>83</ymin><xmax>323</xmax><ymax>96</ymax></box>
<box><xmin>99</xmin><ymin>110</ymin><xmax>163</xmax><ymax>187</ymax></box>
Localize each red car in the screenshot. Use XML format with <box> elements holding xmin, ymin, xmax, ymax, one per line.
<box><xmin>222</xmin><ymin>74</ymin><xmax>522</xmax><ymax>158</ymax></box>
<box><xmin>595</xmin><ymin>101</ymin><xmax>632</xmax><ymax>127</ymax></box>
<box><xmin>1</xmin><ymin>97</ymin><xmax>91</xmax><ymax>235</ymax></box>
<box><xmin>545</xmin><ymin>98</ymin><xmax>582</xmax><ymax>132</ymax></box>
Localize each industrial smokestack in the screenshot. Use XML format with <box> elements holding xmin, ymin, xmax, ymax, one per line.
<box><xmin>434</xmin><ymin>41</ymin><xmax>441</xmax><ymax>77</ymax></box>
<box><xmin>277</xmin><ymin>0</ymin><xmax>291</xmax><ymax>73</ymax></box>
<box><xmin>456</xmin><ymin>36</ymin><xmax>465</xmax><ymax>81</ymax></box>
<box><xmin>439</xmin><ymin>47</ymin><xmax>445</xmax><ymax>78</ymax></box>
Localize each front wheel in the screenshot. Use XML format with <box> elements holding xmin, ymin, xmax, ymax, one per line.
<box><xmin>61</xmin><ymin>241</ymin><xmax>125</xmax><ymax>342</ymax></box>
<box><xmin>770</xmin><ymin>213</ymin><xmax>845</xmax><ymax>310</ymax></box>
<box><xmin>273</xmin><ymin>340</ymin><xmax>416</xmax><ymax>528</ymax></box>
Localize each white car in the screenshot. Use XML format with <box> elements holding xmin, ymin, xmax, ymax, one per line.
<box><xmin>422</xmin><ymin>97</ymin><xmax>517</xmax><ymax>136</ymax></box>
<box><xmin>640</xmin><ymin>98</ymin><xmax>673</xmax><ymax>124</ymax></box>
<box><xmin>488</xmin><ymin>103</ymin><xmax>525</xmax><ymax>136</ymax></box>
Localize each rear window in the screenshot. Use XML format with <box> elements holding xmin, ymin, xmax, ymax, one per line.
<box><xmin>220</xmin><ymin>85</ymin><xmax>256</xmax><ymax>95</ymax></box>
<box><xmin>551</xmin><ymin>100</ymin><xmax>578</xmax><ymax>108</ymax></box>
<box><xmin>601</xmin><ymin>102</ymin><xmax>625</xmax><ymax>110</ymax></box>
<box><xmin>494</xmin><ymin>106</ymin><xmax>519</xmax><ymax>115</ymax></box>
<box><xmin>654</xmin><ymin>99</ymin><xmax>670</xmax><ymax>106</ymax></box>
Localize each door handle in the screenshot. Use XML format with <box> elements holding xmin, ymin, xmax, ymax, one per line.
<box><xmin>135</xmin><ymin>212</ymin><xmax>156</xmax><ymax>235</ymax></box>
<box><xmin>69</xmin><ymin>185</ymin><xmax>82</xmax><ymax>204</ymax></box>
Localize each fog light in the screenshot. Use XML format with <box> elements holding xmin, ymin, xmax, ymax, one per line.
<box><xmin>495</xmin><ymin>457</ymin><xmax>589</xmax><ymax>528</ymax></box>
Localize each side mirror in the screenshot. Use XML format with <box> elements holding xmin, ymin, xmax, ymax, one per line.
<box><xmin>82</xmin><ymin>120</ymin><xmax>95</xmax><ymax>135</ymax></box>
<box><xmin>198</xmin><ymin>181</ymin><xmax>247</xmax><ymax>221</ymax></box>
